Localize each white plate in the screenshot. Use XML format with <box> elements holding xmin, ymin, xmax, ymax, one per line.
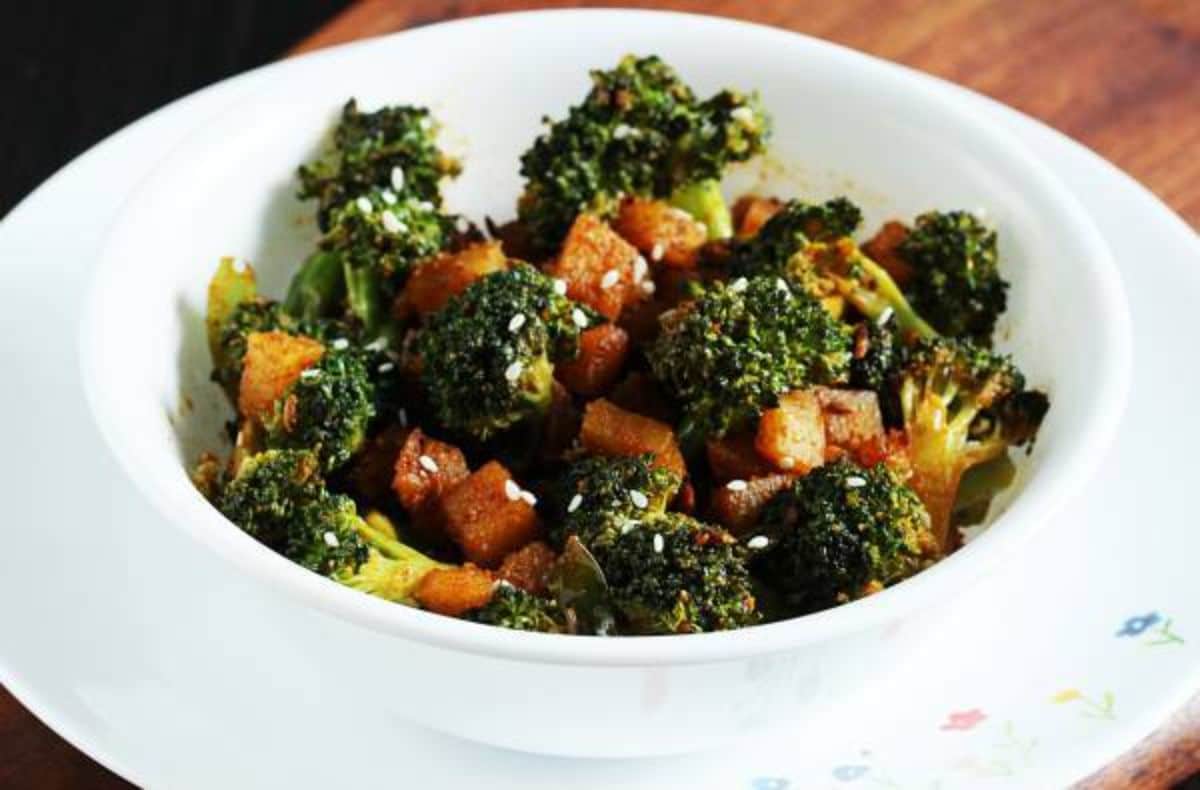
<box><xmin>1</xmin><ymin>12</ymin><xmax>1196</xmax><ymax>789</ymax></box>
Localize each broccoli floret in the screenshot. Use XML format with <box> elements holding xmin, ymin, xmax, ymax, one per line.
<box><xmin>298</xmin><ymin>99</ymin><xmax>460</xmax><ymax>231</ymax></box>
<box><xmin>898</xmin><ymin>211</ymin><xmax>1007</xmax><ymax>343</ymax></box>
<box><xmin>593</xmin><ymin>513</ymin><xmax>759</xmax><ymax>634</ymax></box>
<box><xmin>319</xmin><ymin>188</ymin><xmax>459</xmax><ymax>334</ymax></box>
<box><xmin>263</xmin><ymin>346</ymin><xmax>376</xmax><ymax>472</ymax></box>
<box><xmin>726</xmin><ymin>197</ymin><xmax>863</xmax><ymax>279</ymax></box>
<box><xmin>219</xmin><ymin>454</ymin><xmax>445</xmax><ymax>595</ymax></box>
<box><xmin>754</xmin><ymin>459</ymin><xmax>936</xmax><ymax>612</ymax></box>
<box><xmin>646</xmin><ymin>275</ymin><xmax>852</xmax><ymax>446</ymax></box>
<box><xmin>418</xmin><ymin>264</ymin><xmax>593</xmax><ymax>440</ymax></box>
<box><xmin>467</xmin><ymin>583</ymin><xmax>565</xmax><ymax>633</ymax></box>
<box><xmin>544</xmin><ymin>454</ymin><xmax>681</xmax><ymax>549</ymax></box>
<box><xmin>518</xmin><ymin>55</ymin><xmax>769</xmax><ymax>255</ymax></box>
<box><xmin>898</xmin><ymin>336</ymin><xmax>1048</xmax><ymax>547</ymax></box>
<box><xmin>211</xmin><ymin>298</ymin><xmax>285</xmax><ymax>400</ymax></box>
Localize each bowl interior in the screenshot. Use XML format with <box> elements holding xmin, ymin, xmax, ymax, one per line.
<box><xmin>81</xmin><ymin>11</ymin><xmax>1128</xmax><ymax>664</ymax></box>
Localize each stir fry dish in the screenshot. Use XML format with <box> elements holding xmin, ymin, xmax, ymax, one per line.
<box><xmin>192</xmin><ymin>56</ymin><xmax>1048</xmax><ymax>636</ymax></box>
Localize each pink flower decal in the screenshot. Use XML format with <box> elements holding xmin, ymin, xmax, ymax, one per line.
<box><xmin>940</xmin><ymin>708</ymin><xmax>987</xmax><ymax>731</ymax></box>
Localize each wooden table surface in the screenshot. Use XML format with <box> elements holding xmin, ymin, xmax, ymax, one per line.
<box><xmin>3</xmin><ymin>1</ymin><xmax>1197</xmax><ymax>788</ymax></box>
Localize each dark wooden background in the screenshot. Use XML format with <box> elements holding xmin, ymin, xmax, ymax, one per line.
<box><xmin>2</xmin><ymin>1</ymin><xmax>1198</xmax><ymax>787</ymax></box>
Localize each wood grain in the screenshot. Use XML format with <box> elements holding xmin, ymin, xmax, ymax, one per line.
<box><xmin>4</xmin><ymin>2</ymin><xmax>1197</xmax><ymax>788</ymax></box>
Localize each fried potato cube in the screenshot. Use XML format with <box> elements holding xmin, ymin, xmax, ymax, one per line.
<box><xmin>398</xmin><ymin>241</ymin><xmax>508</xmax><ymax>318</ymax></box>
<box><xmin>755</xmin><ymin>389</ymin><xmax>826</xmax><ymax>474</ymax></box>
<box><xmin>710</xmin><ymin>474</ymin><xmax>794</xmax><ymax>535</ymax></box>
<box><xmin>392</xmin><ymin>428</ymin><xmax>470</xmax><ymax>530</ymax></box>
<box><xmin>414</xmin><ymin>565</ymin><xmax>496</xmax><ymax>617</ymax></box>
<box><xmin>238</xmin><ymin>331</ymin><xmax>324</xmax><ymax>422</ymax></box>
<box><xmin>439</xmin><ymin>461</ymin><xmax>542</xmax><ymax>567</ymax></box>
<box><xmin>547</xmin><ymin>213</ymin><xmax>642</xmax><ymax>320</ymax></box>
<box><xmin>579</xmin><ymin>398</ymin><xmax>686</xmax><ymax>478</ymax></box>
<box><xmin>556</xmin><ymin>324</ymin><xmax>631</xmax><ymax>396</ymax></box>
<box><xmin>614</xmin><ymin>197</ymin><xmax>706</xmax><ymax>269</ymax></box>
<box><xmin>497</xmin><ymin>541</ymin><xmax>558</xmax><ymax>595</ymax></box>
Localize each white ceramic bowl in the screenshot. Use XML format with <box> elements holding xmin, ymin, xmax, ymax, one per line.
<box><xmin>80</xmin><ymin>10</ymin><xmax>1131</xmax><ymax>757</ymax></box>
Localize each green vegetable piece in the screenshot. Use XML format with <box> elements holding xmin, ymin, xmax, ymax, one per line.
<box><xmin>755</xmin><ymin>459</ymin><xmax>936</xmax><ymax>612</ymax></box>
<box><xmin>284</xmin><ymin>250</ymin><xmax>346</xmax><ymax>321</ymax></box>
<box><xmin>668</xmin><ymin>179</ymin><xmax>732</xmax><ymax>240</ymax></box>
<box><xmin>467</xmin><ymin>584</ymin><xmax>566</xmax><ymax>633</ymax></box>
<box><xmin>647</xmin><ymin>275</ymin><xmax>852</xmax><ymax>446</ymax></box>
<box><xmin>544</xmin><ymin>454</ymin><xmax>680</xmax><ymax>550</ymax></box>
<box><xmin>548</xmin><ymin>536</ymin><xmax>617</xmax><ymax>636</ymax></box>
<box><xmin>206</xmin><ymin>257</ymin><xmax>259</xmax><ymax>381</ymax></box>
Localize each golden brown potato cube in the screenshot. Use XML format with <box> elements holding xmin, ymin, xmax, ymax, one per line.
<box><xmin>862</xmin><ymin>221</ymin><xmax>915</xmax><ymax>286</ymax></box>
<box><xmin>398</xmin><ymin>241</ymin><xmax>508</xmax><ymax>318</ymax></box>
<box><xmin>755</xmin><ymin>389</ymin><xmax>826</xmax><ymax>474</ymax></box>
<box><xmin>414</xmin><ymin>565</ymin><xmax>496</xmax><ymax>617</ymax></box>
<box><xmin>556</xmin><ymin>324</ymin><xmax>631</xmax><ymax>397</ymax></box>
<box><xmin>238</xmin><ymin>331</ymin><xmax>324</xmax><ymax>422</ymax></box>
<box><xmin>710</xmin><ymin>474</ymin><xmax>794</xmax><ymax>535</ymax></box>
<box><xmin>814</xmin><ymin>387</ymin><xmax>885</xmax><ymax>461</ymax></box>
<box><xmin>607</xmin><ymin>372</ymin><xmax>675</xmax><ymax>424</ymax></box>
<box><xmin>706</xmin><ymin>432</ymin><xmax>777</xmax><ymax>482</ymax></box>
<box><xmin>732</xmin><ymin>195</ymin><xmax>784</xmax><ymax>238</ymax></box>
<box><xmin>547</xmin><ymin>213</ymin><xmax>642</xmax><ymax>320</ymax></box>
<box><xmin>392</xmin><ymin>429</ymin><xmax>470</xmax><ymax>530</ymax></box>
<box><xmin>348</xmin><ymin>425</ymin><xmax>411</xmax><ymax>503</ymax></box>
<box><xmin>579</xmin><ymin>398</ymin><xmax>686</xmax><ymax>478</ymax></box>
<box><xmin>614</xmin><ymin>197</ymin><xmax>706</xmax><ymax>269</ymax></box>
<box><xmin>497</xmin><ymin>541</ymin><xmax>558</xmax><ymax>595</ymax></box>
<box><xmin>439</xmin><ymin>461</ymin><xmax>542</xmax><ymax>567</ymax></box>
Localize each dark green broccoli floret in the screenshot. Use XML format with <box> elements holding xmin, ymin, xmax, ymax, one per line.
<box><xmin>726</xmin><ymin>197</ymin><xmax>863</xmax><ymax>280</ymax></box>
<box><xmin>319</xmin><ymin>188</ymin><xmax>459</xmax><ymax>334</ymax></box>
<box><xmin>898</xmin><ymin>336</ymin><xmax>1047</xmax><ymax>548</ymax></box>
<box><xmin>898</xmin><ymin>211</ymin><xmax>1007</xmax><ymax>343</ymax></box>
<box><xmin>263</xmin><ymin>346</ymin><xmax>376</xmax><ymax>472</ymax></box>
<box><xmin>849</xmin><ymin>320</ymin><xmax>904</xmax><ymax>427</ymax></box>
<box><xmin>593</xmin><ymin>513</ymin><xmax>759</xmax><ymax>634</ymax></box>
<box><xmin>467</xmin><ymin>584</ymin><xmax>566</xmax><ymax>633</ymax></box>
<box><xmin>418</xmin><ymin>264</ymin><xmax>595</xmax><ymax>440</ymax></box>
<box><xmin>754</xmin><ymin>459</ymin><xmax>936</xmax><ymax>612</ymax></box>
<box><xmin>544</xmin><ymin>454</ymin><xmax>681</xmax><ymax>549</ymax></box>
<box><xmin>646</xmin><ymin>275</ymin><xmax>852</xmax><ymax>446</ymax></box>
<box><xmin>298</xmin><ymin>99</ymin><xmax>460</xmax><ymax>231</ymax></box>
<box><xmin>211</xmin><ymin>298</ymin><xmax>285</xmax><ymax>399</ymax></box>
<box><xmin>218</xmin><ymin>453</ymin><xmax>445</xmax><ymax>594</ymax></box>
<box><xmin>518</xmin><ymin>55</ymin><xmax>769</xmax><ymax>255</ymax></box>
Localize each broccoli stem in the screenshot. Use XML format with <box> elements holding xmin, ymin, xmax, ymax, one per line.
<box><xmin>284</xmin><ymin>250</ymin><xmax>345</xmax><ymax>320</ymax></box>
<box><xmin>339</xmin><ymin>515</ymin><xmax>448</xmax><ymax>604</ymax></box>
<box><xmin>669</xmin><ymin>179</ymin><xmax>733</xmax><ymax>240</ymax></box>
<box><xmin>342</xmin><ymin>262</ymin><xmax>385</xmax><ymax>338</ymax></box>
<box><xmin>837</xmin><ymin>248</ymin><xmax>937</xmax><ymax>340</ymax></box>
<box><xmin>954</xmin><ymin>455</ymin><xmax>1016</xmax><ymax>517</ymax></box>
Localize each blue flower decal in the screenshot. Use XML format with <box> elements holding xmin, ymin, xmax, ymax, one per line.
<box><xmin>751</xmin><ymin>779</ymin><xmax>788</xmax><ymax>790</ymax></box>
<box><xmin>1117</xmin><ymin>612</ymin><xmax>1161</xmax><ymax>637</ymax></box>
<box><xmin>832</xmin><ymin>764</ymin><xmax>869</xmax><ymax>781</ymax></box>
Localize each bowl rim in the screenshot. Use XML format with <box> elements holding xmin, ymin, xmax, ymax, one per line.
<box><xmin>79</xmin><ymin>8</ymin><xmax>1132</xmax><ymax>667</ymax></box>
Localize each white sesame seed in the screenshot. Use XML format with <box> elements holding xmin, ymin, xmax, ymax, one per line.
<box><xmin>494</xmin><ymin>578</ymin><xmax>516</xmax><ymax>591</ymax></box>
<box><xmin>650</xmin><ymin>242</ymin><xmax>665</xmax><ymax>262</ymax></box>
<box><xmin>621</xmin><ymin>519</ymin><xmax>640</xmax><ymax>534</ymax></box>
<box><xmin>419</xmin><ymin>116</ymin><xmax>433</xmax><ymax>131</ymax></box>
<box><xmin>455</xmin><ymin>215</ymin><xmax>470</xmax><ymax>233</ymax></box>
<box><xmin>416</xmin><ymin>200</ymin><xmax>435</xmax><ymax>212</ymax></box>
<box><xmin>377</xmin><ymin>361</ymin><xmax>395</xmax><ymax>374</ymax></box>
<box><xmin>231</xmin><ymin>258</ymin><xmax>248</xmax><ymax>273</ymax></box>
<box><xmin>876</xmin><ymin>307</ymin><xmax>895</xmax><ymax>327</ymax></box>
<box><xmin>629</xmin><ymin>490</ymin><xmax>649</xmax><ymax>509</ymax></box>
<box><xmin>612</xmin><ymin>123</ymin><xmax>633</xmax><ymax>140</ymax></box>
<box><xmin>331</xmin><ymin>338</ymin><xmax>350</xmax><ymax>351</ymax></box>
<box><xmin>504</xmin><ymin>360</ymin><xmax>524</xmax><ymax>382</ymax></box>
<box><xmin>390</xmin><ymin>166</ymin><xmax>405</xmax><ymax>192</ymax></box>
<box><xmin>633</xmin><ymin>255</ymin><xmax>648</xmax><ymax>281</ymax></box>
<box><xmin>519</xmin><ymin>490</ymin><xmax>538</xmax><ymax>506</ymax></box>
<box><xmin>552</xmin><ymin>278</ymin><xmax>568</xmax><ymax>296</ymax></box>
<box><xmin>694</xmin><ymin>221</ymin><xmax>707</xmax><ymax>236</ymax></box>
<box><xmin>600</xmin><ymin>268</ymin><xmax>620</xmax><ymax>290</ymax></box>
<box><xmin>567</xmin><ymin>493</ymin><xmax>583</xmax><ymax>513</ymax></box>
<box><xmin>300</xmin><ymin>368</ymin><xmax>321</xmax><ymax>380</ymax></box>
<box><xmin>726</xmin><ymin>479</ymin><xmax>748</xmax><ymax>492</ymax></box>
<box><xmin>381</xmin><ymin>210</ymin><xmax>405</xmax><ymax>234</ymax></box>
<box><xmin>775</xmin><ymin>277</ymin><xmax>791</xmax><ymax>294</ymax></box>
<box><xmin>365</xmin><ymin>336</ymin><xmax>388</xmax><ymax>352</ymax></box>
<box><xmin>380</xmin><ymin>189</ymin><xmax>397</xmax><ymax>205</ymax></box>
<box><xmin>653</xmin><ymin>533</ymin><xmax>665</xmax><ymax>553</ymax></box>
<box><xmin>418</xmin><ymin>454</ymin><xmax>439</xmax><ymax>474</ymax></box>
<box><xmin>729</xmin><ymin>277</ymin><xmax>749</xmax><ymax>293</ymax></box>
<box><xmin>747</xmin><ymin>535</ymin><xmax>769</xmax><ymax>550</ymax></box>
<box><xmin>778</xmin><ymin>456</ymin><xmax>796</xmax><ymax>470</ymax></box>
<box><xmin>571</xmin><ymin>308</ymin><xmax>589</xmax><ymax>328</ymax></box>
<box><xmin>845</xmin><ymin>476</ymin><xmax>868</xmax><ymax>489</ymax></box>
<box><xmin>323</xmin><ymin>531</ymin><xmax>340</xmax><ymax>548</ymax></box>
<box><xmin>640</xmin><ymin>279</ymin><xmax>656</xmax><ymax>295</ymax></box>
<box><xmin>356</xmin><ymin>196</ymin><xmax>373</xmax><ymax>214</ymax></box>
<box><xmin>504</xmin><ymin>479</ymin><xmax>521</xmax><ymax>502</ymax></box>
<box><xmin>397</xmin><ymin>408</ymin><xmax>408</xmax><ymax>427</ymax></box>
<box><xmin>730</xmin><ymin>106</ymin><xmax>756</xmax><ymax>125</ymax></box>
<box><xmin>507</xmin><ymin>313</ymin><xmax>527</xmax><ymax>332</ymax></box>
